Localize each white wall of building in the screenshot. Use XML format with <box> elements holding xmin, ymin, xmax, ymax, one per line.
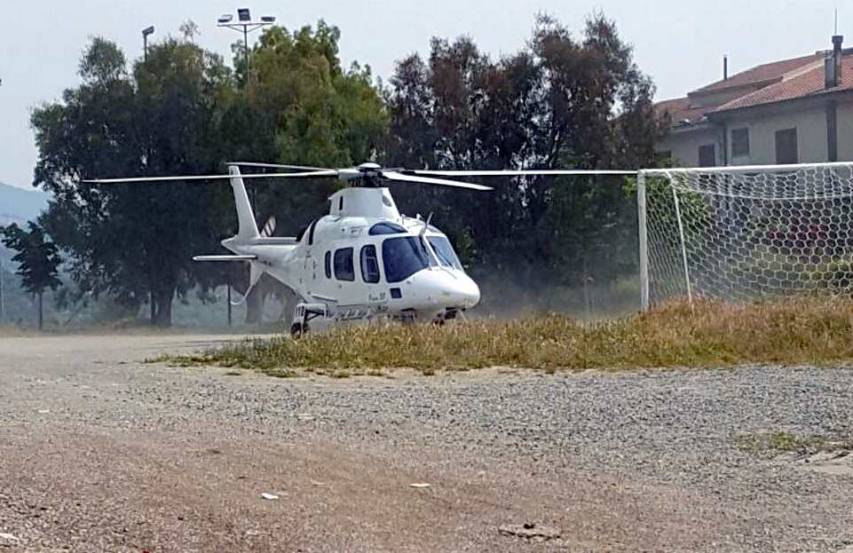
<box><xmin>657</xmin><ymin>126</ymin><xmax>721</xmax><ymax>167</ymax></box>
<box><xmin>834</xmin><ymin>100</ymin><xmax>853</xmax><ymax>160</ymax></box>
<box><xmin>657</xmin><ymin>102</ymin><xmax>853</xmax><ymax>167</ymax></box>
<box><xmin>726</xmin><ymin>107</ymin><xmax>828</xmax><ymax>165</ymax></box>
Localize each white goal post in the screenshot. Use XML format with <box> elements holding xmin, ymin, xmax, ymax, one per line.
<box><xmin>637</xmin><ymin>162</ymin><xmax>853</xmax><ymax>309</ymax></box>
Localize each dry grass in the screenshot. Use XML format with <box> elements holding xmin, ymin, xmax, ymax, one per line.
<box><xmin>735</xmin><ymin>431</ymin><xmax>853</xmax><ymax>457</ymax></box>
<box><xmin>161</xmin><ymin>298</ymin><xmax>853</xmax><ymax>376</ymax></box>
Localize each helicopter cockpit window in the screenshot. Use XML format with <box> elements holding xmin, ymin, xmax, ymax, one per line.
<box><xmin>360</xmin><ymin>245</ymin><xmax>380</xmax><ymax>283</ymax></box>
<box><xmin>382</xmin><ymin>237</ymin><xmax>435</xmax><ymax>283</ymax></box>
<box><xmin>427</xmin><ymin>236</ymin><xmax>463</xmax><ymax>270</ymax></box>
<box><xmin>368</xmin><ymin>222</ymin><xmax>407</xmax><ymax>235</ymax></box>
<box><xmin>333</xmin><ymin>248</ymin><xmax>354</xmax><ymax>281</ymax></box>
<box><xmin>324</xmin><ymin>251</ymin><xmax>332</xmax><ymax>279</ymax></box>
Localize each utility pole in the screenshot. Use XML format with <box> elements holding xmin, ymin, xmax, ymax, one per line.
<box><xmin>217</xmin><ymin>8</ymin><xmax>276</xmax><ymax>83</ymax></box>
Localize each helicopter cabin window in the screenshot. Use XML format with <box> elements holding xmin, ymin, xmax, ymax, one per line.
<box><xmin>369</xmin><ymin>222</ymin><xmax>407</xmax><ymax>235</ymax></box>
<box><xmin>382</xmin><ymin>236</ymin><xmax>435</xmax><ymax>283</ymax></box>
<box><xmin>427</xmin><ymin>236</ymin><xmax>463</xmax><ymax>270</ymax></box>
<box><xmin>360</xmin><ymin>245</ymin><xmax>380</xmax><ymax>283</ymax></box>
<box><xmin>324</xmin><ymin>251</ymin><xmax>331</xmax><ymax>279</ymax></box>
<box><xmin>338</xmin><ymin>197</ymin><xmax>344</xmax><ymax>211</ymax></box>
<box><xmin>333</xmin><ymin>248</ymin><xmax>354</xmax><ymax>281</ymax></box>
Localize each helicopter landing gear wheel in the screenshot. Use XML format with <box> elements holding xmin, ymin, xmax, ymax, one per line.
<box><xmin>291</xmin><ymin>302</ymin><xmax>326</xmax><ymax>339</ymax></box>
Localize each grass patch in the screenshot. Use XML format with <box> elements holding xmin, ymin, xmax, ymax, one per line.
<box><xmin>160</xmin><ymin>297</ymin><xmax>853</xmax><ymax>376</ymax></box>
<box><xmin>736</xmin><ymin>431</ymin><xmax>853</xmax><ymax>458</ymax></box>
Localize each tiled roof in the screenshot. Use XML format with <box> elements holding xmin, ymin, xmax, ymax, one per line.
<box><xmin>655</xmin><ymin>49</ymin><xmax>853</xmax><ymax>127</ymax></box>
<box><xmin>716</xmin><ymin>54</ymin><xmax>853</xmax><ymax>112</ymax></box>
<box><xmin>693</xmin><ymin>52</ymin><xmax>823</xmax><ymax>94</ymax></box>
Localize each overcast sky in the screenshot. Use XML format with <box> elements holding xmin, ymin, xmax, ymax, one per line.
<box><xmin>0</xmin><ymin>0</ymin><xmax>846</xmax><ymax>188</ymax></box>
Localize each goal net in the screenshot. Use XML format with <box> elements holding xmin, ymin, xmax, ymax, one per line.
<box><xmin>638</xmin><ymin>162</ymin><xmax>853</xmax><ymax>308</ymax></box>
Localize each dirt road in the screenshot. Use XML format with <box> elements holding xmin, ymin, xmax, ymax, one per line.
<box><xmin>1</xmin><ymin>334</ymin><xmax>851</xmax><ymax>552</ymax></box>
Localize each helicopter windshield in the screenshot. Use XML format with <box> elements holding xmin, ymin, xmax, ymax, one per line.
<box><xmin>427</xmin><ymin>236</ymin><xmax>463</xmax><ymax>270</ymax></box>
<box><xmin>382</xmin><ymin>236</ymin><xmax>435</xmax><ymax>282</ymax></box>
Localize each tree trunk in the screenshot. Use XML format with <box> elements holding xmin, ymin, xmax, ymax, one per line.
<box><xmin>149</xmin><ymin>290</ymin><xmax>155</xmax><ymax>325</ymax></box>
<box><xmin>244</xmin><ymin>285</ymin><xmax>265</xmax><ymax>325</ymax></box>
<box><xmin>38</xmin><ymin>291</ymin><xmax>44</xmax><ymax>330</ymax></box>
<box><xmin>150</xmin><ymin>286</ymin><xmax>174</xmax><ymax>327</ymax></box>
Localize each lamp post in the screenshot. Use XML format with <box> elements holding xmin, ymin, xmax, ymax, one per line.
<box><xmin>217</xmin><ymin>8</ymin><xmax>275</xmax><ymax>82</ymax></box>
<box><xmin>142</xmin><ymin>26</ymin><xmax>155</xmax><ymax>61</ymax></box>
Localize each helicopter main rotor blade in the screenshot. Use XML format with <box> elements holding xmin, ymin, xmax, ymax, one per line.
<box><xmin>226</xmin><ymin>161</ymin><xmax>336</xmax><ymax>172</ymax></box>
<box><xmin>83</xmin><ymin>170</ymin><xmax>339</xmax><ymax>184</ymax></box>
<box><xmin>411</xmin><ymin>169</ymin><xmax>638</xmax><ymax>177</ymax></box>
<box><xmin>382</xmin><ymin>171</ymin><xmax>492</xmax><ymax>191</ymax></box>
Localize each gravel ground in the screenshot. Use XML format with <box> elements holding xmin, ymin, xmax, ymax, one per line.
<box><xmin>0</xmin><ymin>334</ymin><xmax>852</xmax><ymax>552</ymax></box>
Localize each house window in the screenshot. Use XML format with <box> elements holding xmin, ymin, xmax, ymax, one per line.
<box><xmin>698</xmin><ymin>144</ymin><xmax>716</xmax><ymax>167</ymax></box>
<box><xmin>731</xmin><ymin>128</ymin><xmax>750</xmax><ymax>158</ymax></box>
<box><xmin>775</xmin><ymin>128</ymin><xmax>798</xmax><ymax>164</ymax></box>
<box><xmin>360</xmin><ymin>245</ymin><xmax>380</xmax><ymax>283</ymax></box>
<box><xmin>333</xmin><ymin>248</ymin><xmax>354</xmax><ymax>281</ymax></box>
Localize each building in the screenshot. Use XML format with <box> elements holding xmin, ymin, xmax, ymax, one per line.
<box><xmin>656</xmin><ymin>35</ymin><xmax>853</xmax><ymax>167</ymax></box>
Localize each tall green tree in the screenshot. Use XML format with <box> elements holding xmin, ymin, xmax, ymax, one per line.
<box><xmin>1</xmin><ymin>222</ymin><xmax>62</xmax><ymax>329</ymax></box>
<box><xmin>385</xmin><ymin>14</ymin><xmax>665</xmax><ymax>291</ymax></box>
<box><xmin>32</xmin><ymin>32</ymin><xmax>232</xmax><ymax>326</ymax></box>
<box><xmin>33</xmin><ymin>22</ymin><xmax>388</xmax><ymax>326</ymax></box>
<box><xmin>236</xmin><ymin>21</ymin><xmax>388</xmax><ymax>235</ymax></box>
<box><xmin>220</xmin><ymin>21</ymin><xmax>389</xmax><ymax>322</ymax></box>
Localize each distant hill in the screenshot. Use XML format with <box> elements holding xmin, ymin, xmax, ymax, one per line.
<box><xmin>0</xmin><ymin>182</ymin><xmax>49</xmax><ymax>226</ymax></box>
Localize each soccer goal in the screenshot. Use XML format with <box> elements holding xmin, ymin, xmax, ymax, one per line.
<box><xmin>637</xmin><ymin>162</ymin><xmax>853</xmax><ymax>309</ymax></box>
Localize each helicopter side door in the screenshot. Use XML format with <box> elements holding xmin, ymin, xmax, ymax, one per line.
<box><xmin>358</xmin><ymin>241</ymin><xmax>387</xmax><ymax>308</ymax></box>
<box><xmin>329</xmin><ymin>244</ymin><xmax>359</xmax><ymax>306</ymax></box>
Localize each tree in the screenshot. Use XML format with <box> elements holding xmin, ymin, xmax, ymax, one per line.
<box><xmin>1</xmin><ymin>222</ymin><xmax>62</xmax><ymax>329</ymax></box>
<box><xmin>221</xmin><ymin>21</ymin><xmax>389</xmax><ymax>322</ymax></box>
<box><xmin>32</xmin><ymin>34</ymin><xmax>231</xmax><ymax>326</ymax></box>
<box><xmin>32</xmin><ymin>22</ymin><xmax>388</xmax><ymax>326</ymax></box>
<box><xmin>385</xmin><ymin>14</ymin><xmax>665</xmax><ymax>295</ymax></box>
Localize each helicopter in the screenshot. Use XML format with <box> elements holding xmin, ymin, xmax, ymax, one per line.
<box><xmin>87</xmin><ymin>161</ymin><xmax>634</xmax><ymax>336</ymax></box>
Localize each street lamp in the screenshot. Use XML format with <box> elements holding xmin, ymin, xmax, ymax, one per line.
<box><xmin>217</xmin><ymin>8</ymin><xmax>276</xmax><ymax>81</ymax></box>
<box><xmin>142</xmin><ymin>25</ymin><xmax>155</xmax><ymax>61</ymax></box>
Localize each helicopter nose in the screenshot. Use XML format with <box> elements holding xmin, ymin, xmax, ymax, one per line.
<box><xmin>432</xmin><ymin>271</ymin><xmax>481</xmax><ymax>309</ymax></box>
<box><xmin>457</xmin><ymin>276</ymin><xmax>481</xmax><ymax>309</ymax></box>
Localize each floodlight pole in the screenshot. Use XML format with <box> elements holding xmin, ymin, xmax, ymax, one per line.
<box><xmin>243</xmin><ymin>27</ymin><xmax>249</xmax><ymax>73</ymax></box>
<box><xmin>217</xmin><ymin>10</ymin><xmax>275</xmax><ymax>85</ymax></box>
<box><xmin>142</xmin><ymin>26</ymin><xmax>155</xmax><ymax>62</ymax></box>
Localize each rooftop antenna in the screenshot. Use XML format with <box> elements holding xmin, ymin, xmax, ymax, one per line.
<box><xmin>835</xmin><ymin>7</ymin><xmax>838</xmax><ymax>35</ymax></box>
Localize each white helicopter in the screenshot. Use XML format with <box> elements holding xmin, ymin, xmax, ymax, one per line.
<box><xmin>88</xmin><ymin>161</ymin><xmax>632</xmax><ymax>336</ymax></box>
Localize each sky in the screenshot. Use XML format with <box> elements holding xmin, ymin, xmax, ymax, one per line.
<box><xmin>0</xmin><ymin>0</ymin><xmax>847</xmax><ymax>189</ymax></box>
